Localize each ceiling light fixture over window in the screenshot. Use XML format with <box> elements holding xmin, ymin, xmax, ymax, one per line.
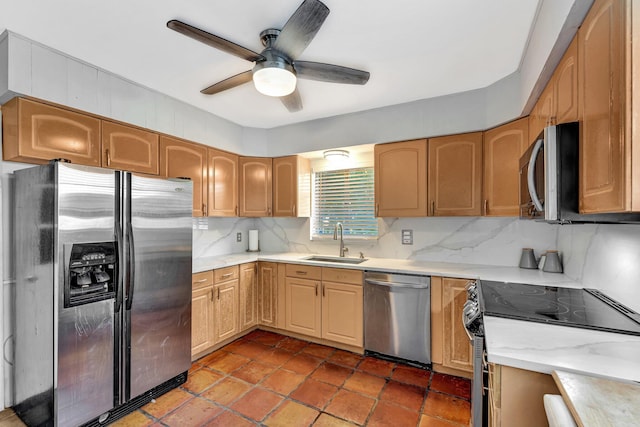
<box><xmin>323</xmin><ymin>149</ymin><xmax>350</xmax><ymax>160</ymax></box>
<box><xmin>252</xmin><ymin>61</ymin><xmax>297</xmax><ymax>97</ymax></box>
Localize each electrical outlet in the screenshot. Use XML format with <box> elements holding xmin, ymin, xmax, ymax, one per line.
<box><xmin>236</xmin><ymin>232</ymin><xmax>242</xmax><ymax>242</ymax></box>
<box><xmin>402</xmin><ymin>229</ymin><xmax>413</xmax><ymax>245</ymax></box>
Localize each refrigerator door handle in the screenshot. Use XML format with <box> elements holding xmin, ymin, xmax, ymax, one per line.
<box><xmin>115</xmin><ymin>226</ymin><xmax>124</xmax><ymax>313</ymax></box>
<box><xmin>126</xmin><ymin>221</ymin><xmax>136</xmax><ymax>311</ymax></box>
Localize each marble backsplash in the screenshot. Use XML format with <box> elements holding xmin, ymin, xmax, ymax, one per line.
<box><xmin>195</xmin><ymin>216</ymin><xmax>640</xmax><ymax>312</ymax></box>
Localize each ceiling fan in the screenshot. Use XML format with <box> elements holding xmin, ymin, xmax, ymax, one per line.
<box><xmin>167</xmin><ymin>0</ymin><xmax>370</xmax><ymax>112</ymax></box>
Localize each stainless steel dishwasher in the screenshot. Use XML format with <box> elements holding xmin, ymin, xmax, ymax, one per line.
<box><xmin>364</xmin><ymin>271</ymin><xmax>431</xmax><ymax>366</ymax></box>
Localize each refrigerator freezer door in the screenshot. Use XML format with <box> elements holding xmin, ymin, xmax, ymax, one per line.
<box><xmin>126</xmin><ymin>173</ymin><xmax>193</xmax><ymax>399</ymax></box>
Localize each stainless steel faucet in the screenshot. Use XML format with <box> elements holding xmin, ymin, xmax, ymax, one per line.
<box><xmin>333</xmin><ymin>222</ymin><xmax>348</xmax><ymax>257</ymax></box>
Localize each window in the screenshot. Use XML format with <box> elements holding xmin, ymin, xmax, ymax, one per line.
<box><xmin>311</xmin><ymin>167</ymin><xmax>378</xmax><ymax>239</ymax></box>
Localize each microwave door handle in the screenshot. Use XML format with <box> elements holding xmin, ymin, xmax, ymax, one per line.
<box><xmin>527</xmin><ymin>138</ymin><xmax>544</xmax><ymax>213</ymax></box>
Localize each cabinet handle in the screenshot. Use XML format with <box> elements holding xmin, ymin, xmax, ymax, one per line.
<box><xmin>315</xmin><ymin>284</ymin><xmax>318</xmax><ymax>296</ymax></box>
<box><xmin>254</xmin><ymin>264</ymin><xmax>258</xmax><ymax>274</ymax></box>
<box><xmin>483</xmin><ymin>199</ymin><xmax>488</xmax><ymax>216</ymax></box>
<box><xmin>106</xmin><ymin>148</ymin><xmax>111</xmax><ymax>166</ymax></box>
<box><xmin>235</xmin><ymin>205</ymin><xmax>238</xmax><ymax>216</ymax></box>
<box><xmin>217</xmin><ymin>288</ymin><xmax>220</xmax><ymax>300</ymax></box>
<box><xmin>193</xmin><ymin>278</ymin><xmax>208</xmax><ymax>284</ymax></box>
<box><xmin>293</xmin><ymin>205</ymin><xmax>296</xmax><ymax>216</ymax></box>
<box><xmin>322</xmin><ymin>284</ymin><xmax>325</xmax><ymax>297</ymax></box>
<box><xmin>376</xmin><ymin>204</ymin><xmax>379</xmax><ymax>217</ymax></box>
<box><xmin>296</xmin><ymin>271</ymin><xmax>307</xmax><ymax>275</ymax></box>
<box><xmin>219</xmin><ymin>273</ymin><xmax>233</xmax><ymax>280</ymax></box>
<box><xmin>202</xmin><ymin>204</ymin><xmax>208</xmax><ymax>216</ymax></box>
<box><xmin>268</xmin><ymin>207</ymin><xmax>271</xmax><ymax>216</ymax></box>
<box><xmin>210</xmin><ymin>289</ymin><xmax>214</xmax><ymax>302</ymax></box>
<box><xmin>431</xmin><ymin>201</ymin><xmax>435</xmax><ymax>216</ymax></box>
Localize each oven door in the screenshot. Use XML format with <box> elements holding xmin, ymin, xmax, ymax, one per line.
<box><xmin>519</xmin><ymin>134</ymin><xmax>545</xmax><ymax>219</ymax></box>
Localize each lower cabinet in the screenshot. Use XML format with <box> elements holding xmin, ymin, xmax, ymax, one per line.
<box><xmin>191</xmin><ymin>271</ymin><xmax>215</xmax><ymax>357</ymax></box>
<box><xmin>213</xmin><ymin>266</ymin><xmax>240</xmax><ymax>343</ymax></box>
<box><xmin>431</xmin><ymin>276</ymin><xmax>473</xmax><ymax>377</ymax></box>
<box><xmin>258</xmin><ymin>262</ymin><xmax>279</xmax><ymax>327</ymax></box>
<box><xmin>284</xmin><ymin>264</ymin><xmax>363</xmax><ymax>347</ymax></box>
<box><xmin>239</xmin><ymin>262</ymin><xmax>258</xmax><ymax>330</ymax></box>
<box><xmin>488</xmin><ymin>364</ymin><xmax>559</xmax><ymax>427</ymax></box>
<box><xmin>191</xmin><ymin>263</ymin><xmax>258</xmax><ymax>358</ymax></box>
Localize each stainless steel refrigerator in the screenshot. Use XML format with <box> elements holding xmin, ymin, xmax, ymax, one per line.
<box><xmin>13</xmin><ymin>161</ymin><xmax>193</xmax><ymax>426</ymax></box>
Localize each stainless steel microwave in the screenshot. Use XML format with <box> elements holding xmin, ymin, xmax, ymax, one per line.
<box><xmin>519</xmin><ymin>122</ymin><xmax>581</xmax><ymax>223</ymax></box>
<box><xmin>519</xmin><ymin>122</ymin><xmax>640</xmax><ymax>224</ymax></box>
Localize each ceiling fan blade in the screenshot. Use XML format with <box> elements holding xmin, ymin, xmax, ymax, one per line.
<box><xmin>167</xmin><ymin>20</ymin><xmax>265</xmax><ymax>63</ymax></box>
<box><xmin>201</xmin><ymin>70</ymin><xmax>253</xmax><ymax>95</ymax></box>
<box><xmin>295</xmin><ymin>61</ymin><xmax>370</xmax><ymax>85</ymax></box>
<box><xmin>272</xmin><ymin>0</ymin><xmax>330</xmax><ymax>59</ymax></box>
<box><xmin>280</xmin><ymin>88</ymin><xmax>303</xmax><ymax>112</ymax></box>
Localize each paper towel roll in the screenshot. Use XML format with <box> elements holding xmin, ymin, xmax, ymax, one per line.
<box><xmin>249</xmin><ymin>229</ymin><xmax>259</xmax><ymax>251</ymax></box>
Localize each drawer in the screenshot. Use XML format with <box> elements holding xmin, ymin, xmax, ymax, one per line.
<box><xmin>322</xmin><ymin>267</ymin><xmax>363</xmax><ymax>285</ymax></box>
<box><xmin>286</xmin><ymin>263</ymin><xmax>322</xmax><ymax>280</ymax></box>
<box><xmin>192</xmin><ymin>271</ymin><xmax>213</xmax><ymax>290</ymax></box>
<box><xmin>214</xmin><ymin>265</ymin><xmax>239</xmax><ymax>283</ymax></box>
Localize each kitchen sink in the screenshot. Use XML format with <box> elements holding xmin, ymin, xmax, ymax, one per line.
<box><xmin>303</xmin><ymin>255</ymin><xmax>368</xmax><ymax>264</ymax></box>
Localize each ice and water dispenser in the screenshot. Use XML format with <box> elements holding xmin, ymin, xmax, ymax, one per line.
<box><xmin>66</xmin><ymin>242</ymin><xmax>117</xmax><ymax>307</ymax></box>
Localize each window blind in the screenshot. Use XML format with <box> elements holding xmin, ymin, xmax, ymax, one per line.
<box><xmin>311</xmin><ymin>167</ymin><xmax>378</xmax><ymax>239</ymax></box>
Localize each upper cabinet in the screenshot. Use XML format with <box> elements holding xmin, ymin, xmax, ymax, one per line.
<box><xmin>160</xmin><ymin>136</ymin><xmax>207</xmax><ymax>217</ymax></box>
<box><xmin>239</xmin><ymin>157</ymin><xmax>273</xmax><ymax>217</ymax></box>
<box><xmin>374</xmin><ymin>139</ymin><xmax>428</xmax><ymax>217</ymax></box>
<box><xmin>428</xmin><ymin>132</ymin><xmax>483</xmax><ymax>216</ymax></box>
<box><xmin>528</xmin><ymin>36</ymin><xmax>579</xmax><ymax>144</ymax></box>
<box><xmin>272</xmin><ymin>155</ymin><xmax>311</xmax><ymax>217</ymax></box>
<box><xmin>483</xmin><ymin>118</ymin><xmax>529</xmax><ymax>217</ymax></box>
<box><xmin>207</xmin><ymin>148</ymin><xmax>238</xmax><ymax>217</ymax></box>
<box><xmin>578</xmin><ymin>0</ymin><xmax>637</xmax><ymax>213</ymax></box>
<box><xmin>101</xmin><ymin>121</ymin><xmax>159</xmax><ymax>175</ymax></box>
<box><xmin>2</xmin><ymin>97</ymin><xmax>101</xmax><ymax>166</ymax></box>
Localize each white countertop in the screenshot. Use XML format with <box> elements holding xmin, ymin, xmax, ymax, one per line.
<box><xmin>192</xmin><ymin>252</ymin><xmax>640</xmax><ymax>382</ymax></box>
<box><xmin>484</xmin><ymin>316</ymin><xmax>640</xmax><ymax>383</ymax></box>
<box><xmin>193</xmin><ymin>251</ymin><xmax>580</xmax><ymax>287</ymax></box>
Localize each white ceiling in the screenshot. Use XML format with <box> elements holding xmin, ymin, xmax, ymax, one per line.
<box><xmin>1</xmin><ymin>0</ymin><xmax>542</xmax><ymax>129</ymax></box>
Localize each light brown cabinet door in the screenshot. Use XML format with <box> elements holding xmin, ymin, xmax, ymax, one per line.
<box><xmin>214</xmin><ymin>279</ymin><xmax>239</xmax><ymax>343</ymax></box>
<box><xmin>2</xmin><ymin>97</ymin><xmax>101</xmax><ymax>166</ymax></box>
<box><xmin>273</xmin><ymin>155</ymin><xmax>311</xmax><ymax>217</ymax></box>
<box><xmin>207</xmin><ymin>148</ymin><xmax>238</xmax><ymax>217</ymax></box>
<box><xmin>578</xmin><ymin>0</ymin><xmax>627</xmax><ymax>213</ymax></box>
<box><xmin>239</xmin><ymin>157</ymin><xmax>272</xmax><ymax>217</ymax></box>
<box><xmin>321</xmin><ymin>281</ymin><xmax>363</xmax><ymax>347</ymax></box>
<box><xmin>442</xmin><ymin>278</ymin><xmax>473</xmax><ymax>373</ymax></box>
<box><xmin>554</xmin><ymin>36</ymin><xmax>579</xmax><ymax>125</ymax></box>
<box><xmin>191</xmin><ymin>271</ymin><xmax>215</xmax><ymax>357</ymax></box>
<box><xmin>483</xmin><ymin>118</ymin><xmax>528</xmax><ymax>217</ymax></box>
<box><xmin>285</xmin><ymin>277</ymin><xmax>321</xmax><ymax>338</ymax></box>
<box><xmin>428</xmin><ymin>132</ymin><xmax>483</xmax><ymax>216</ymax></box>
<box><xmin>258</xmin><ymin>262</ymin><xmax>278</xmax><ymax>327</ymax></box>
<box><xmin>160</xmin><ymin>136</ymin><xmax>207</xmax><ymax>217</ymax></box>
<box><xmin>528</xmin><ymin>84</ymin><xmax>554</xmax><ymax>145</ymax></box>
<box><xmin>374</xmin><ymin>139</ymin><xmax>428</xmax><ymax>217</ymax></box>
<box><xmin>101</xmin><ymin>121</ymin><xmax>159</xmax><ymax>175</ymax></box>
<box><xmin>239</xmin><ymin>263</ymin><xmax>257</xmax><ymax>331</ymax></box>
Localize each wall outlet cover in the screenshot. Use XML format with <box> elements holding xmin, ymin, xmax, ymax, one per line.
<box><xmin>402</xmin><ymin>229</ymin><xmax>413</xmax><ymax>245</ymax></box>
<box><xmin>237</xmin><ymin>232</ymin><xmax>242</xmax><ymax>242</ymax></box>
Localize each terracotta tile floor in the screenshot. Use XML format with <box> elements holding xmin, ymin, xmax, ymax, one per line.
<box><xmin>3</xmin><ymin>331</ymin><xmax>472</xmax><ymax>427</ymax></box>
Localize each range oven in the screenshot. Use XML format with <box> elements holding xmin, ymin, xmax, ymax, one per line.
<box><xmin>462</xmin><ymin>280</ymin><xmax>640</xmax><ymax>427</ymax></box>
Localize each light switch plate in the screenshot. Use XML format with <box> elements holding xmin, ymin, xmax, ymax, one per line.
<box><xmin>237</xmin><ymin>232</ymin><xmax>242</xmax><ymax>242</ymax></box>
<box><xmin>402</xmin><ymin>229</ymin><xmax>413</xmax><ymax>245</ymax></box>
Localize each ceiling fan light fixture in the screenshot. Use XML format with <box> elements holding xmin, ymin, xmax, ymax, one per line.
<box><xmin>323</xmin><ymin>149</ymin><xmax>350</xmax><ymax>160</ymax></box>
<box><xmin>253</xmin><ymin>61</ymin><xmax>297</xmax><ymax>97</ymax></box>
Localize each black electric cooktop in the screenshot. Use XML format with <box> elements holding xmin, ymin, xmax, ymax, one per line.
<box><xmin>478</xmin><ymin>281</ymin><xmax>640</xmax><ymax>336</ymax></box>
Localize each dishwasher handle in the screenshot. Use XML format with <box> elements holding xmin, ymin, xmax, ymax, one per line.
<box><xmin>365</xmin><ymin>278</ymin><xmax>430</xmax><ymax>289</ymax></box>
